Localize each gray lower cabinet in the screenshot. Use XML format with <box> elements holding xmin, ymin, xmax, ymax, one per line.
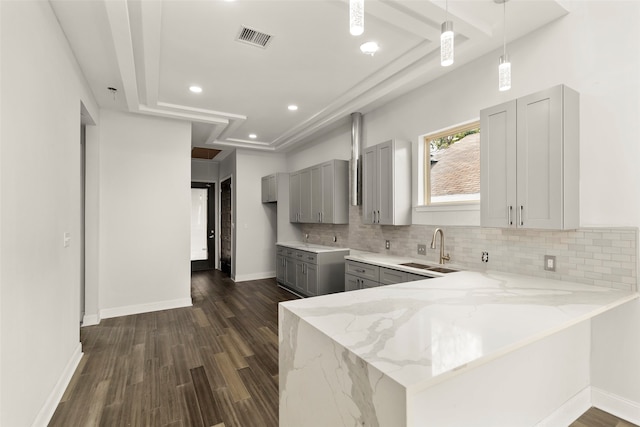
<box><xmin>276</xmin><ymin>254</ymin><xmax>286</xmax><ymax>283</ymax></box>
<box><xmin>345</xmin><ymin>260</ymin><xmax>432</xmax><ymax>291</ymax></box>
<box><xmin>345</xmin><ymin>273</ymin><xmax>379</xmax><ymax>291</ymax></box>
<box><xmin>277</xmin><ymin>244</ymin><xmax>349</xmax><ymax>297</ymax></box>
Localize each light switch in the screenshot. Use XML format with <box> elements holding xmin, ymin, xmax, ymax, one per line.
<box><xmin>63</xmin><ymin>232</ymin><xmax>71</xmax><ymax>248</ymax></box>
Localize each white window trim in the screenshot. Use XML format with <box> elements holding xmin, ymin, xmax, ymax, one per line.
<box><xmin>412</xmin><ymin>118</ymin><xmax>481</xmax><ymax>226</ymax></box>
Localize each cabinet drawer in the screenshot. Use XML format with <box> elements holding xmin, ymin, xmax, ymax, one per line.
<box><xmin>298</xmin><ymin>251</ymin><xmax>317</xmax><ymax>264</ymax></box>
<box><xmin>345</xmin><ymin>274</ymin><xmax>380</xmax><ymax>291</ymax></box>
<box><xmin>345</xmin><ymin>261</ymin><xmax>379</xmax><ymax>281</ymax></box>
<box><xmin>276</xmin><ymin>246</ymin><xmax>285</xmax><ymax>255</ymax></box>
<box><xmin>284</xmin><ymin>248</ymin><xmax>296</xmax><ymax>258</ymax></box>
<box><xmin>379</xmin><ymin>267</ymin><xmax>408</xmax><ymax>285</ymax></box>
<box><xmin>360</xmin><ymin>278</ymin><xmax>381</xmax><ymax>289</ymax></box>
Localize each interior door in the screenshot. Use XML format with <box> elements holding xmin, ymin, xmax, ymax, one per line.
<box><xmin>220</xmin><ymin>178</ymin><xmax>232</xmax><ymax>276</ymax></box>
<box><xmin>191</xmin><ymin>182</ymin><xmax>216</xmax><ymax>271</ymax></box>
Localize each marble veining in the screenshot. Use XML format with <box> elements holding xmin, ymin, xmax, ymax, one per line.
<box><xmin>281</xmin><ymin>270</ymin><xmax>637</xmax><ymax>392</ymax></box>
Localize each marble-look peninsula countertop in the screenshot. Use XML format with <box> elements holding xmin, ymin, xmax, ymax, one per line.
<box><xmin>276</xmin><ymin>241</ymin><xmax>350</xmax><ymax>253</ymax></box>
<box><xmin>280</xmin><ymin>270</ymin><xmax>638</xmax><ymax>392</ymax></box>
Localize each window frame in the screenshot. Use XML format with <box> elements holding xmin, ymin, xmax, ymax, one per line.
<box><xmin>420</xmin><ymin>119</ymin><xmax>481</xmax><ymax>208</ymax></box>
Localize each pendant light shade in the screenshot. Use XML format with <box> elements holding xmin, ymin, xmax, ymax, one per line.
<box><xmin>350</xmin><ymin>0</ymin><xmax>364</xmax><ymax>36</ymax></box>
<box><xmin>498</xmin><ymin>54</ymin><xmax>511</xmax><ymax>91</ymax></box>
<box><xmin>497</xmin><ymin>0</ymin><xmax>511</xmax><ymax>91</ymax></box>
<box><xmin>441</xmin><ymin>21</ymin><xmax>454</xmax><ymax>67</ymax></box>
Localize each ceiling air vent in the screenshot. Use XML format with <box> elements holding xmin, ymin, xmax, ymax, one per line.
<box><xmin>236</xmin><ymin>26</ymin><xmax>273</xmax><ymax>49</ymax></box>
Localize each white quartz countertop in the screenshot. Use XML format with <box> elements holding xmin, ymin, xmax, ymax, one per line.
<box><xmin>277</xmin><ymin>241</ymin><xmax>350</xmax><ymax>253</ymax></box>
<box><xmin>280</xmin><ymin>270</ymin><xmax>638</xmax><ymax>393</ymax></box>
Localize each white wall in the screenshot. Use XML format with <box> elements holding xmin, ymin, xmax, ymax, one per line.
<box><xmin>191</xmin><ymin>158</ymin><xmax>219</xmax><ymax>183</ymax></box>
<box><xmin>591</xmin><ymin>298</ymin><xmax>640</xmax><ymax>423</ymax></box>
<box><xmin>96</xmin><ymin>110</ymin><xmax>191</xmax><ymax>318</ymax></box>
<box><xmin>235</xmin><ymin>150</ymin><xmax>288</xmax><ymax>281</ymax></box>
<box><xmin>0</xmin><ymin>1</ymin><xmax>99</xmax><ymax>425</ymax></box>
<box><xmin>288</xmin><ymin>1</ymin><xmax>640</xmax><ymax>229</ymax></box>
<box><xmin>287</xmin><ymin>124</ymin><xmax>351</xmax><ymax>172</ymax></box>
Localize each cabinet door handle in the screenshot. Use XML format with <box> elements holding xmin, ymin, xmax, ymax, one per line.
<box><xmin>519</xmin><ymin>205</ymin><xmax>524</xmax><ymax>226</ymax></box>
<box><xmin>373</xmin><ymin>210</ymin><xmax>377</xmax><ymax>223</ymax></box>
<box><xmin>377</xmin><ymin>210</ymin><xmax>380</xmax><ymax>224</ymax></box>
<box><xmin>508</xmin><ymin>205</ymin><xmax>512</xmax><ymax>226</ymax></box>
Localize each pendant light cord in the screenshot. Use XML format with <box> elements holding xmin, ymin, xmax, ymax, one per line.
<box><xmin>502</xmin><ymin>1</ymin><xmax>506</xmax><ymax>57</ymax></box>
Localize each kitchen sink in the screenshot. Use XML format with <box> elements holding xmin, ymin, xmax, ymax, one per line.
<box><xmin>399</xmin><ymin>262</ymin><xmax>457</xmax><ymax>274</ymax></box>
<box><xmin>400</xmin><ymin>262</ymin><xmax>434</xmax><ymax>269</ymax></box>
<box><xmin>426</xmin><ymin>266</ymin><xmax>458</xmax><ymax>274</ymax></box>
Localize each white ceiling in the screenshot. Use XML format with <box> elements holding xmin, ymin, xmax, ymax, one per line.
<box><xmin>50</xmin><ymin>0</ymin><xmax>570</xmax><ymax>154</ymax></box>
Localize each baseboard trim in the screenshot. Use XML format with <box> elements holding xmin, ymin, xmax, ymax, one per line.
<box><xmin>592</xmin><ymin>387</ymin><xmax>640</xmax><ymax>425</ymax></box>
<box><xmin>234</xmin><ymin>271</ymin><xmax>276</xmax><ymax>282</ymax></box>
<box><xmin>535</xmin><ymin>387</ymin><xmax>591</xmax><ymax>427</ymax></box>
<box><xmin>32</xmin><ymin>343</ymin><xmax>83</xmax><ymax>427</ymax></box>
<box><xmin>81</xmin><ymin>313</ymin><xmax>100</xmax><ymax>327</ymax></box>
<box><xmin>99</xmin><ymin>297</ymin><xmax>192</xmax><ymax>319</ymax></box>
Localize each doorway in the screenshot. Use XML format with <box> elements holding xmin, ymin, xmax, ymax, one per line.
<box><xmin>80</xmin><ymin>124</ymin><xmax>86</xmax><ymax>324</ymax></box>
<box><xmin>220</xmin><ymin>177</ymin><xmax>232</xmax><ymax>276</ymax></box>
<box><xmin>191</xmin><ymin>182</ymin><xmax>216</xmax><ymax>271</ymax></box>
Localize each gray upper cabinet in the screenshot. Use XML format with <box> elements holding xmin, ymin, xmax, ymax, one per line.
<box><xmin>290</xmin><ymin>159</ymin><xmax>349</xmax><ymax>224</ymax></box>
<box><xmin>299</xmin><ymin>168</ymin><xmax>312</xmax><ymax>222</ymax></box>
<box><xmin>261</xmin><ymin>173</ymin><xmax>278</xmax><ymax>203</ymax></box>
<box><xmin>480</xmin><ymin>84</ymin><xmax>579</xmax><ymax>230</ymax></box>
<box><xmin>363</xmin><ymin>139</ymin><xmax>411</xmax><ymax>225</ymax></box>
<box><xmin>289</xmin><ymin>171</ymin><xmax>301</xmax><ymax>222</ymax></box>
<box><xmin>289</xmin><ymin>169</ymin><xmax>312</xmax><ymax>223</ymax></box>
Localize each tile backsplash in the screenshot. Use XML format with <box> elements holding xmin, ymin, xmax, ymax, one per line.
<box><xmin>300</xmin><ymin>206</ymin><xmax>638</xmax><ymax>291</ymax></box>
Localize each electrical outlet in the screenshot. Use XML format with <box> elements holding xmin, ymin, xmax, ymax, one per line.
<box><xmin>482</xmin><ymin>251</ymin><xmax>489</xmax><ymax>263</ymax></box>
<box><xmin>385</xmin><ymin>240</ymin><xmax>390</xmax><ymax>250</ymax></box>
<box><xmin>417</xmin><ymin>244</ymin><xmax>426</xmax><ymax>255</ymax></box>
<box><xmin>544</xmin><ymin>255</ymin><xmax>556</xmax><ymax>272</ymax></box>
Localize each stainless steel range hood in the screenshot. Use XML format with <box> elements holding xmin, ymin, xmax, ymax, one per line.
<box><xmin>350</xmin><ymin>112</ymin><xmax>363</xmax><ymax>206</ymax></box>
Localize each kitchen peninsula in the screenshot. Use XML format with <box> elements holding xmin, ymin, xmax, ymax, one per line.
<box><xmin>279</xmin><ymin>271</ymin><xmax>638</xmax><ymax>426</ymax></box>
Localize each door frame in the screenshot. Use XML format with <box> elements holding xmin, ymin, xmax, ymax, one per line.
<box><xmin>191</xmin><ymin>182</ymin><xmax>216</xmax><ymax>271</ymax></box>
<box><xmin>219</xmin><ymin>175</ymin><xmax>233</xmax><ymax>278</ymax></box>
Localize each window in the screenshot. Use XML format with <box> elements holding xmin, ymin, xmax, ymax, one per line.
<box><xmin>423</xmin><ymin>121</ymin><xmax>480</xmax><ymax>205</ymax></box>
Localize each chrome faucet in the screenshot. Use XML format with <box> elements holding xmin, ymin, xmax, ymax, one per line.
<box><xmin>430</xmin><ymin>228</ymin><xmax>450</xmax><ymax>265</ymax></box>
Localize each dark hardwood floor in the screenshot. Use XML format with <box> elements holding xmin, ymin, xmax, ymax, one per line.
<box><xmin>571</xmin><ymin>407</ymin><xmax>638</xmax><ymax>427</ymax></box>
<box><xmin>50</xmin><ymin>270</ymin><xmax>296</xmax><ymax>427</ymax></box>
<box><xmin>50</xmin><ymin>270</ymin><xmax>636</xmax><ymax>427</ymax></box>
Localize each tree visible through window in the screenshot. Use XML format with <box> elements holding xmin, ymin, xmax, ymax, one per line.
<box><xmin>424</xmin><ymin>122</ymin><xmax>480</xmax><ymax>205</ymax></box>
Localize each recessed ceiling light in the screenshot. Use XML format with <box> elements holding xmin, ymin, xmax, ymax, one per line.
<box><xmin>189</xmin><ymin>85</ymin><xmax>202</xmax><ymax>93</ymax></box>
<box><xmin>360</xmin><ymin>41</ymin><xmax>379</xmax><ymax>56</ymax></box>
<box><xmin>288</xmin><ymin>105</ymin><xmax>298</xmax><ymax>111</ymax></box>
<box><xmin>249</xmin><ymin>133</ymin><xmax>257</xmax><ymax>139</ymax></box>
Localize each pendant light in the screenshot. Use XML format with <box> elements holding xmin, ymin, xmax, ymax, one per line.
<box><xmin>440</xmin><ymin>0</ymin><xmax>454</xmax><ymax>67</ymax></box>
<box><xmin>350</xmin><ymin>0</ymin><xmax>364</xmax><ymax>36</ymax></box>
<box><xmin>497</xmin><ymin>0</ymin><xmax>511</xmax><ymax>91</ymax></box>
